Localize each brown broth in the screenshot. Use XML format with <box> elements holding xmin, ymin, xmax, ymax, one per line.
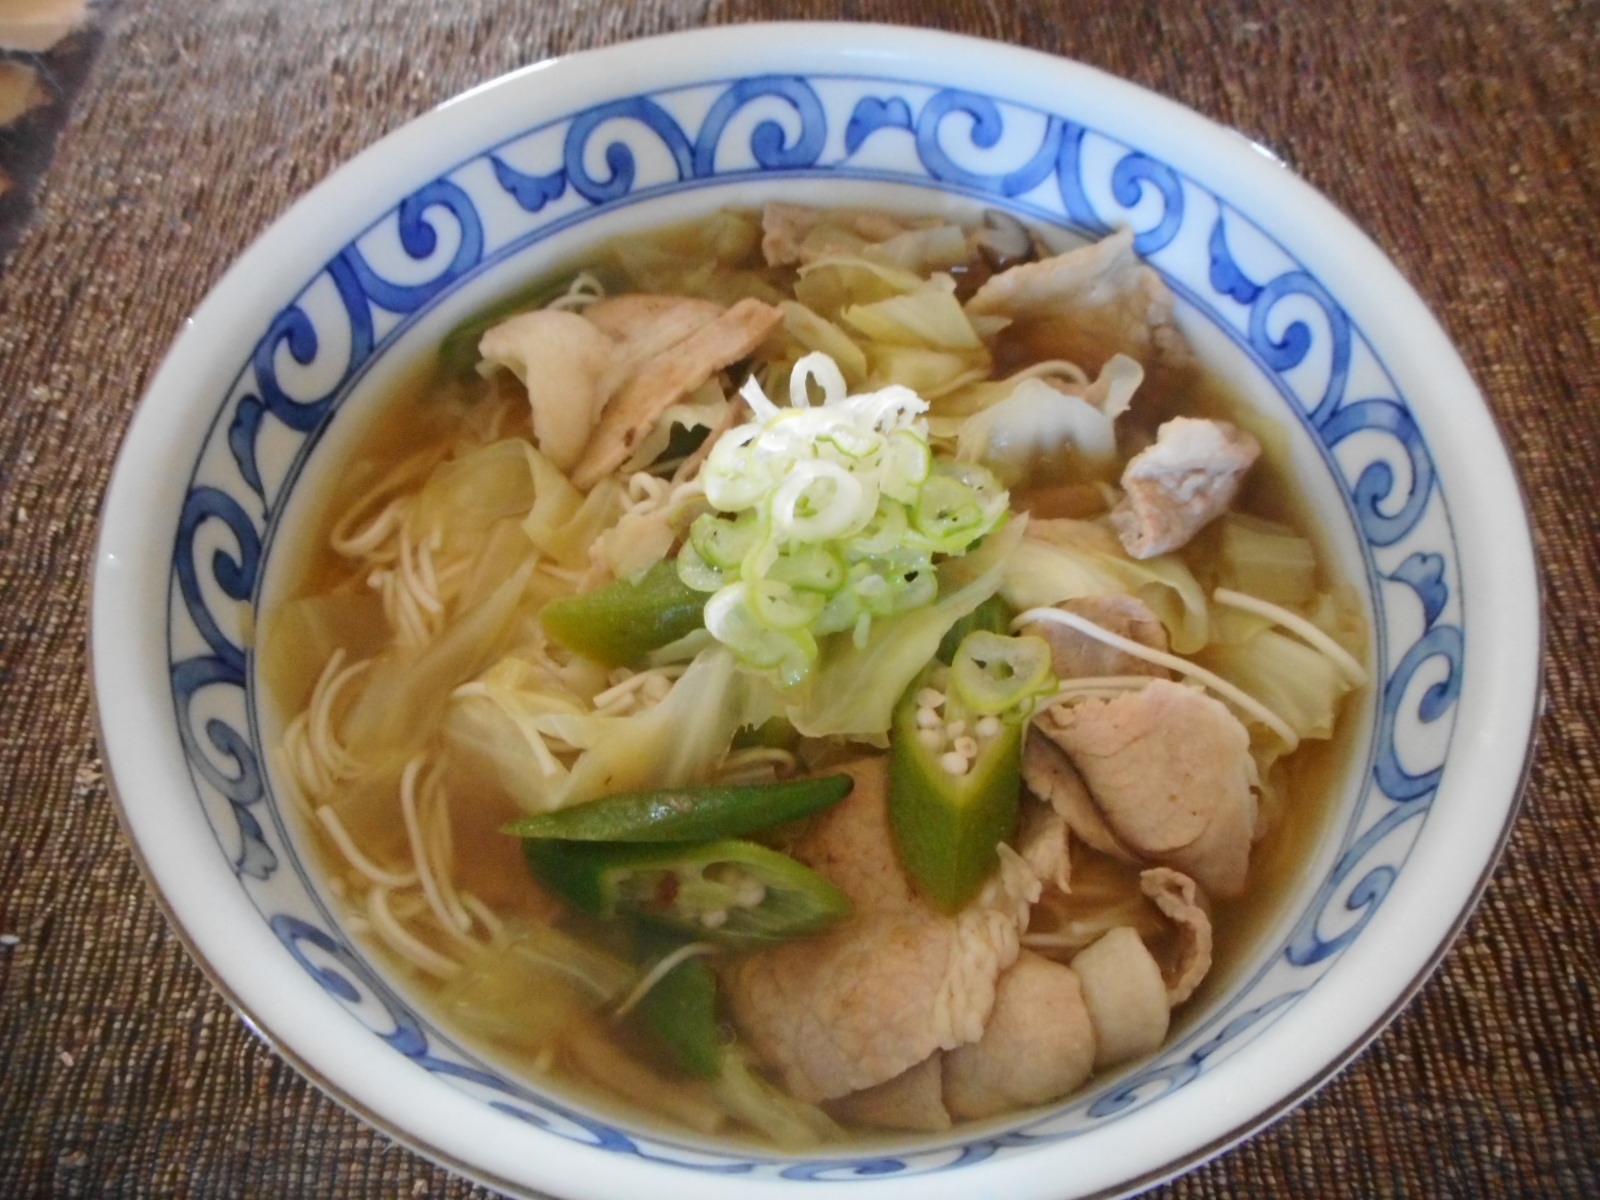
<box><xmin>259</xmin><ymin>211</ymin><xmax>1367</xmax><ymax>1146</ymax></box>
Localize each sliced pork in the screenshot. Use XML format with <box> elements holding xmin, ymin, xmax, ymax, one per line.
<box><xmin>1071</xmin><ymin>926</ymin><xmax>1170</xmax><ymax>1071</ymax></box>
<box><xmin>1034</xmin><ymin>679</ymin><xmax>1257</xmax><ymax>897</ymax></box>
<box><xmin>1021</xmin><ymin>591</ymin><xmax>1172</xmax><ymax>681</ymax></box>
<box><xmin>1110</xmin><ymin>417</ymin><xmax>1261</xmax><ymax>559</ymax></box>
<box><xmin>965</xmin><ymin>227</ymin><xmax>1190</xmax><ymax>375</ymax></box>
<box><xmin>943</xmin><ymin>951</ymin><xmax>1096</xmax><ymax>1120</ymax></box>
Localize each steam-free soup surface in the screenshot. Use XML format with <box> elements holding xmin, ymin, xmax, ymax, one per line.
<box><xmin>265</xmin><ymin>205</ymin><xmax>1366</xmax><ymax>1146</ymax></box>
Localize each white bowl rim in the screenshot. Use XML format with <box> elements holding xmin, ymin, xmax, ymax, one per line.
<box><xmin>90</xmin><ymin>20</ymin><xmax>1543</xmax><ymax>1200</ymax></box>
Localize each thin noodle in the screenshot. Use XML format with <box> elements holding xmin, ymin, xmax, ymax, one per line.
<box><xmin>591</xmin><ymin>668</ymin><xmax>682</xmax><ymax>710</ymax></box>
<box><xmin>422</xmin><ymin>765</ymin><xmax>477</xmax><ymax>941</ymax></box>
<box><xmin>399</xmin><ymin>525</ymin><xmax>443</xmax><ymax>618</ymax></box>
<box><xmin>460</xmin><ymin>893</ymin><xmax>507</xmax><ymax>949</ymax></box>
<box><xmin>334</xmin><ymin>495</ymin><xmax>408</xmax><ymax>560</ymax></box>
<box><xmin>545</xmin><ymin>272</ymin><xmax>606</xmax><ymax>312</ymax></box>
<box><xmin>316</xmin><ymin>805</ymin><xmax>418</xmax><ymax>889</ymax></box>
<box><xmin>330</xmin><ymin>446</ymin><xmax>440</xmax><ymax>560</ymax></box>
<box><xmin>368</xmin><ymin>886</ymin><xmax>461</xmax><ymax>979</ymax></box>
<box><xmin>1212</xmin><ymin>587</ymin><xmax>1369</xmax><ymax>686</ymax></box>
<box><xmin>1034</xmin><ymin>674</ymin><xmax>1157</xmax><ymax>711</ymax></box>
<box><xmin>1013</xmin><ymin>608</ymin><xmax>1301</xmax><ymax>748</ymax></box>
<box><xmin>523</xmin><ymin>722</ymin><xmax>564</xmax><ymax>779</ymax></box>
<box><xmin>716</xmin><ymin>746</ymin><xmax>797</xmax><ymax>777</ymax></box>
<box><xmin>1005</xmin><ymin>359</ymin><xmax>1091</xmax><ymax>386</ymax></box>
<box><xmin>399</xmin><ymin>755</ymin><xmax>470</xmax><ymax>938</ymax></box>
<box><xmin>307</xmin><ymin>651</ymin><xmax>369</xmax><ymax>784</ymax></box>
<box><xmin>612</xmin><ymin>943</ymin><xmax>719</xmax><ymax>1020</ymax></box>
<box><xmin>281</xmin><ymin>714</ymin><xmax>328</xmax><ymax>801</ymax></box>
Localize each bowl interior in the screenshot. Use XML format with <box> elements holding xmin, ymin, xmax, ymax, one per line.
<box><xmin>98</xmin><ymin>26</ymin><xmax>1533</xmax><ymax>1200</ymax></box>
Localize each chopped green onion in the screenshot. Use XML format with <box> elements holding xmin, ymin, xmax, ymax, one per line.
<box><xmin>682</xmin><ymin>352</ymin><xmax>1007</xmax><ymax>687</ymax></box>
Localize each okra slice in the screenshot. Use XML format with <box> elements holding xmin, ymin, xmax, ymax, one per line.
<box><xmin>503</xmin><ymin>774</ymin><xmax>853</xmax><ymax>843</ymax></box>
<box><xmin>523</xmin><ymin>838</ymin><xmax>852</xmax><ymax>948</ymax></box>
<box><xmin>539</xmin><ymin>559</ymin><xmax>707</xmax><ymax>667</ymax></box>
<box><xmin>887</xmin><ymin>632</ymin><xmax>1053</xmax><ymax>912</ymax></box>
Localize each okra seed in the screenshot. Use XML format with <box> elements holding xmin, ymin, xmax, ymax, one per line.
<box><xmin>737</xmin><ymin>883</ymin><xmax>768</xmax><ymax>909</ymax></box>
<box><xmin>946</xmin><ymin>719</ymin><xmax>966</xmax><ymax>739</ymax></box>
<box><xmin>953</xmin><ymin>735</ymin><xmax>979</xmax><ymax>759</ymax></box>
<box><xmin>700</xmin><ymin>908</ymin><xmax>729</xmax><ymax>929</ymax></box>
<box><xmin>915</xmin><ymin>707</ymin><xmax>942</xmax><ymax>730</ymax></box>
<box><xmin>975</xmin><ymin>715</ymin><xmax>1002</xmax><ymax>739</ymax></box>
<box><xmin>917</xmin><ymin>728</ymin><xmax>945</xmax><ymax>750</ymax></box>
<box><xmin>939</xmin><ymin>751</ymin><xmax>969</xmax><ymax>776</ymax></box>
<box><xmin>916</xmin><ymin>687</ymin><xmax>946</xmax><ymax>710</ymax></box>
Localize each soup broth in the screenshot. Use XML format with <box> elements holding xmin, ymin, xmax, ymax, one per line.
<box><xmin>263</xmin><ymin>206</ymin><xmax>1367</xmax><ymax>1146</ymax></box>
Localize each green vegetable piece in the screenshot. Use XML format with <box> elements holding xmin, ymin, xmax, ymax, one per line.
<box><xmin>437</xmin><ymin>274</ymin><xmax>579</xmax><ymax>378</ymax></box>
<box><xmin>887</xmin><ymin>669</ymin><xmax>1025</xmax><ymax>913</ymax></box>
<box><xmin>540</xmin><ymin>560</ymin><xmax>707</xmax><ymax>667</ymax></box>
<box><xmin>949</xmin><ymin>630</ymin><xmax>1053</xmax><ymax>715</ymax></box>
<box><xmin>636</xmin><ymin>953</ymin><xmax>723</xmax><ymax>1079</ymax></box>
<box><xmin>523</xmin><ymin>838</ymin><xmax>853</xmax><ymax>948</ymax></box>
<box><xmin>503</xmin><ymin>774</ymin><xmax>853</xmax><ymax>843</ymax></box>
<box><xmin>935</xmin><ymin>593</ymin><xmax>1015</xmax><ymax>664</ymax></box>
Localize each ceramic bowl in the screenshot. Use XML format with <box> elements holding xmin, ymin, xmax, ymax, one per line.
<box><xmin>91</xmin><ymin>22</ymin><xmax>1540</xmax><ymax>1200</ymax></box>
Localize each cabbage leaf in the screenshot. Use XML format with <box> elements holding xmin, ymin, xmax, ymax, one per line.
<box><xmin>1000</xmin><ymin>519</ymin><xmax>1209</xmax><ymax>652</ymax></box>
<box><xmin>784</xmin><ymin>517</ymin><xmax>1025</xmax><ymax>739</ymax></box>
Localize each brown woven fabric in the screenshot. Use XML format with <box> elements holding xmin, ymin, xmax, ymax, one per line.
<box><xmin>1</xmin><ymin>0</ymin><xmax>1595</xmax><ymax>1196</ymax></box>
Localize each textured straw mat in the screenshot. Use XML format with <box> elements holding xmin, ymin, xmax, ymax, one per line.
<box><xmin>1</xmin><ymin>1</ymin><xmax>1595</xmax><ymax>1197</ymax></box>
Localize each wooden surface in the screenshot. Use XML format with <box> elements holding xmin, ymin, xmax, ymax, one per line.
<box><xmin>1</xmin><ymin>1</ymin><xmax>1595</xmax><ymax>1196</ymax></box>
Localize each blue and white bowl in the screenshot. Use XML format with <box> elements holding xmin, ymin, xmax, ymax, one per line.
<box><xmin>91</xmin><ymin>24</ymin><xmax>1540</xmax><ymax>1200</ymax></box>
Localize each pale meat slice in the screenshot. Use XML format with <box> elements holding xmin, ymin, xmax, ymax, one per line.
<box><xmin>760</xmin><ymin>202</ymin><xmax>943</xmax><ymax>267</ymax></box>
<box><xmin>1036</xmin><ymin>679</ymin><xmax>1257</xmax><ymax>898</ymax></box>
<box><xmin>478</xmin><ymin>309</ymin><xmax>615</xmax><ymax>472</ymax></box>
<box><xmin>1110</xmin><ymin>417</ymin><xmax>1261</xmax><ymax>559</ymax></box>
<box><xmin>581</xmin><ymin>294</ymin><xmax>724</xmax><ymax>382</ymax></box>
<box><xmin>1015</xmin><ymin>799</ymin><xmax>1072</xmax><ymax>894</ymax></box>
<box><xmin>571</xmin><ymin>297</ymin><xmax>783</xmax><ymax>489</ymax></box>
<box><xmin>724</xmin><ymin>908</ymin><xmax>970</xmax><ymax>1102</ymax></box>
<box><xmin>786</xmin><ymin>757</ymin><xmax>919</xmax><ymax>912</ymax></box>
<box><xmin>1071</xmin><ymin>926</ymin><xmax>1170</xmax><ymax>1071</ymax></box>
<box><xmin>943</xmin><ymin>951</ymin><xmax>1096</xmax><ymax>1120</ymax></box>
<box><xmin>1140</xmin><ymin>867</ymin><xmax>1214</xmax><ymax>1006</ymax></box>
<box><xmin>723</xmin><ymin>758</ymin><xmax>1023</xmax><ymax>1102</ymax></box>
<box><xmin>965</xmin><ymin>227</ymin><xmax>1190</xmax><ymax>374</ymax></box>
<box><xmin>1021</xmin><ymin>729</ymin><xmax>1138</xmax><ymax>864</ymax></box>
<box><xmin>828</xmin><ymin>1053</ymin><xmax>951</xmax><ymax>1133</ymax></box>
<box><xmin>1020</xmin><ymin>590</ymin><xmax>1172</xmax><ymax>681</ymax></box>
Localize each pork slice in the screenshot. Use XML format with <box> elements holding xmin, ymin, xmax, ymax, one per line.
<box><xmin>942</xmin><ymin>951</ymin><xmax>1096</xmax><ymax>1120</ymax></box>
<box><xmin>829</xmin><ymin>1053</ymin><xmax>951</xmax><ymax>1133</ymax></box>
<box><xmin>571</xmin><ymin>298</ymin><xmax>783</xmax><ymax>490</ymax></box>
<box><xmin>1016</xmin><ymin>799</ymin><xmax>1072</xmax><ymax>895</ymax></box>
<box><xmin>1037</xmin><ymin>679</ymin><xmax>1257</xmax><ymax>897</ymax></box>
<box><xmin>722</xmin><ymin>909</ymin><xmax>954</xmax><ymax>1102</ymax></box>
<box><xmin>1071</xmin><ymin>926</ymin><xmax>1169</xmax><ymax>1071</ymax></box>
<box><xmin>965</xmin><ymin>227</ymin><xmax>1190</xmax><ymax>374</ymax></box>
<box><xmin>1021</xmin><ymin>592</ymin><xmax>1172</xmax><ymax>681</ymax></box>
<box><xmin>582</xmin><ymin>293</ymin><xmax>724</xmax><ymax>383</ymax></box>
<box><xmin>722</xmin><ymin>757</ymin><xmax>1021</xmax><ymax>1101</ymax></box>
<box><xmin>760</xmin><ymin>202</ymin><xmax>943</xmax><ymax>267</ymax></box>
<box><xmin>1110</xmin><ymin>417</ymin><xmax>1261</xmax><ymax>559</ymax></box>
<box><xmin>1021</xmin><ymin>729</ymin><xmax>1138</xmax><ymax>864</ymax></box>
<box><xmin>787</xmin><ymin>757</ymin><xmax>919</xmax><ymax>912</ymax></box>
<box><xmin>1140</xmin><ymin>867</ymin><xmax>1214</xmax><ymax>1006</ymax></box>
<box><xmin>477</xmin><ymin>309</ymin><xmax>615</xmax><ymax>471</ymax></box>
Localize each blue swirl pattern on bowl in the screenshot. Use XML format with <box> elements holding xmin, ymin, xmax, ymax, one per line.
<box><xmin>166</xmin><ymin>72</ymin><xmax>1462</xmax><ymax>1176</ymax></box>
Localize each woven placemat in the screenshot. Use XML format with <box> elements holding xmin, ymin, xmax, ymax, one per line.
<box><xmin>1</xmin><ymin>0</ymin><xmax>1595</xmax><ymax>1196</ymax></box>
